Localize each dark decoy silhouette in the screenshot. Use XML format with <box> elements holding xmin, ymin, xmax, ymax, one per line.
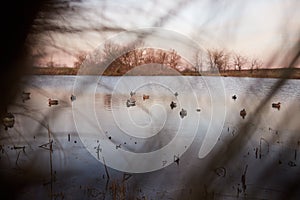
<box><xmin>143</xmin><ymin>94</ymin><xmax>149</xmax><ymax>100</ymax></box>
<box><xmin>126</xmin><ymin>98</ymin><xmax>136</xmax><ymax>107</ymax></box>
<box><xmin>130</xmin><ymin>91</ymin><xmax>136</xmax><ymax>97</ymax></box>
<box><xmin>170</xmin><ymin>101</ymin><xmax>177</xmax><ymax>109</ymax></box>
<box><xmin>174</xmin><ymin>155</ymin><xmax>180</xmax><ymax>166</ymax></box>
<box><xmin>232</xmin><ymin>95</ymin><xmax>237</xmax><ymax>100</ymax></box>
<box><xmin>240</xmin><ymin>109</ymin><xmax>246</xmax><ymax>119</ymax></box>
<box><xmin>272</xmin><ymin>102</ymin><xmax>281</xmax><ymax>110</ymax></box>
<box><xmin>179</xmin><ymin>108</ymin><xmax>187</xmax><ymax>119</ymax></box>
<box><xmin>48</xmin><ymin>99</ymin><xmax>59</xmax><ymax>107</ymax></box>
<box><xmin>70</xmin><ymin>94</ymin><xmax>76</xmax><ymax>101</ymax></box>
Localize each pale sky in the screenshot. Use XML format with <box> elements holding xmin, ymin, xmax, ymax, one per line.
<box><xmin>31</xmin><ymin>0</ymin><xmax>300</xmax><ymax>68</ymax></box>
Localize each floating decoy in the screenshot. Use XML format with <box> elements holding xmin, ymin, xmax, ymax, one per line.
<box><xmin>170</xmin><ymin>101</ymin><xmax>177</xmax><ymax>109</ymax></box>
<box><xmin>2</xmin><ymin>112</ymin><xmax>15</xmax><ymax>130</ymax></box>
<box><xmin>70</xmin><ymin>94</ymin><xmax>76</xmax><ymax>101</ymax></box>
<box><xmin>272</xmin><ymin>102</ymin><xmax>281</xmax><ymax>110</ymax></box>
<box><xmin>22</xmin><ymin>92</ymin><xmax>31</xmax><ymax>103</ymax></box>
<box><xmin>174</xmin><ymin>92</ymin><xmax>178</xmax><ymax>97</ymax></box>
<box><xmin>143</xmin><ymin>94</ymin><xmax>150</xmax><ymax>100</ymax></box>
<box><xmin>174</xmin><ymin>155</ymin><xmax>180</xmax><ymax>166</ymax></box>
<box><xmin>240</xmin><ymin>109</ymin><xmax>246</xmax><ymax>119</ymax></box>
<box><xmin>232</xmin><ymin>95</ymin><xmax>237</xmax><ymax>100</ymax></box>
<box><xmin>196</xmin><ymin>108</ymin><xmax>201</xmax><ymax>112</ymax></box>
<box><xmin>48</xmin><ymin>98</ymin><xmax>59</xmax><ymax>107</ymax></box>
<box><xmin>130</xmin><ymin>91</ymin><xmax>136</xmax><ymax>97</ymax></box>
<box><xmin>126</xmin><ymin>98</ymin><xmax>136</xmax><ymax>107</ymax></box>
<box><xmin>179</xmin><ymin>108</ymin><xmax>187</xmax><ymax>119</ymax></box>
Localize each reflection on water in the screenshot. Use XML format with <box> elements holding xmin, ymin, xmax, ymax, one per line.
<box><xmin>104</xmin><ymin>94</ymin><xmax>112</xmax><ymax>110</ymax></box>
<box><xmin>1</xmin><ymin>75</ymin><xmax>300</xmax><ymax>199</ymax></box>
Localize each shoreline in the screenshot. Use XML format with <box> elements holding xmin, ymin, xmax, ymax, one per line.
<box><xmin>28</xmin><ymin>67</ymin><xmax>300</xmax><ymax>79</ymax></box>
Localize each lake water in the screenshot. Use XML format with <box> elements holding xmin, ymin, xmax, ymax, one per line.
<box><xmin>1</xmin><ymin>75</ymin><xmax>300</xmax><ymax>199</ymax></box>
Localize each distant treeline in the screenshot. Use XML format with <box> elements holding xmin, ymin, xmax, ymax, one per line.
<box><xmin>30</xmin><ymin>67</ymin><xmax>300</xmax><ymax>79</ymax></box>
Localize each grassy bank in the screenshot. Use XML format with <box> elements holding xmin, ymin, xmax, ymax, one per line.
<box><xmin>29</xmin><ymin>67</ymin><xmax>300</xmax><ymax>79</ymax></box>
<box><xmin>219</xmin><ymin>68</ymin><xmax>300</xmax><ymax>79</ymax></box>
<box><xmin>29</xmin><ymin>67</ymin><xmax>79</xmax><ymax>75</ymax></box>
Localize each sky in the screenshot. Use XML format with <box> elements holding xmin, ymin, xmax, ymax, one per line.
<box><xmin>31</xmin><ymin>0</ymin><xmax>300</xmax><ymax>68</ymax></box>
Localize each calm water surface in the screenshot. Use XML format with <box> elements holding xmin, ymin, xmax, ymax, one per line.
<box><xmin>1</xmin><ymin>75</ymin><xmax>300</xmax><ymax>199</ymax></box>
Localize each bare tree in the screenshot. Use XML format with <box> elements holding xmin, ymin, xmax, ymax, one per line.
<box><xmin>223</xmin><ymin>52</ymin><xmax>230</xmax><ymax>72</ymax></box>
<box><xmin>250</xmin><ymin>58</ymin><xmax>263</xmax><ymax>72</ymax></box>
<box><xmin>168</xmin><ymin>49</ymin><xmax>181</xmax><ymax>68</ymax></box>
<box><xmin>102</xmin><ymin>42</ymin><xmax>123</xmax><ymax>65</ymax></box>
<box><xmin>207</xmin><ymin>49</ymin><xmax>228</xmax><ymax>72</ymax></box>
<box><xmin>194</xmin><ymin>50</ymin><xmax>203</xmax><ymax>72</ymax></box>
<box><xmin>133</xmin><ymin>49</ymin><xmax>142</xmax><ymax>66</ymax></box>
<box><xmin>156</xmin><ymin>50</ymin><xmax>167</xmax><ymax>65</ymax></box>
<box><xmin>143</xmin><ymin>48</ymin><xmax>155</xmax><ymax>63</ymax></box>
<box><xmin>45</xmin><ymin>54</ymin><xmax>55</xmax><ymax>68</ymax></box>
<box><xmin>46</xmin><ymin>60</ymin><xmax>54</xmax><ymax>68</ymax></box>
<box><xmin>233</xmin><ymin>53</ymin><xmax>247</xmax><ymax>71</ymax></box>
<box><xmin>73</xmin><ymin>51</ymin><xmax>87</xmax><ymax>68</ymax></box>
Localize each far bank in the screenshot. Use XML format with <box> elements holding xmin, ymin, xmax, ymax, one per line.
<box><xmin>28</xmin><ymin>67</ymin><xmax>300</xmax><ymax>79</ymax></box>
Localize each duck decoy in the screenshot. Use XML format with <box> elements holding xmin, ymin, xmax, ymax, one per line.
<box><xmin>196</xmin><ymin>108</ymin><xmax>201</xmax><ymax>112</ymax></box>
<box><xmin>272</xmin><ymin>102</ymin><xmax>281</xmax><ymax>110</ymax></box>
<box><xmin>130</xmin><ymin>91</ymin><xmax>136</xmax><ymax>97</ymax></box>
<box><xmin>126</xmin><ymin>98</ymin><xmax>136</xmax><ymax>107</ymax></box>
<box><xmin>22</xmin><ymin>92</ymin><xmax>31</xmax><ymax>103</ymax></box>
<box><xmin>70</xmin><ymin>94</ymin><xmax>76</xmax><ymax>102</ymax></box>
<box><xmin>174</xmin><ymin>155</ymin><xmax>180</xmax><ymax>166</ymax></box>
<box><xmin>143</xmin><ymin>94</ymin><xmax>150</xmax><ymax>101</ymax></box>
<box><xmin>170</xmin><ymin>101</ymin><xmax>177</xmax><ymax>109</ymax></box>
<box><xmin>232</xmin><ymin>95</ymin><xmax>237</xmax><ymax>100</ymax></box>
<box><xmin>48</xmin><ymin>99</ymin><xmax>59</xmax><ymax>107</ymax></box>
<box><xmin>240</xmin><ymin>109</ymin><xmax>246</xmax><ymax>119</ymax></box>
<box><xmin>2</xmin><ymin>112</ymin><xmax>15</xmax><ymax>130</ymax></box>
<box><xmin>179</xmin><ymin>108</ymin><xmax>187</xmax><ymax>119</ymax></box>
